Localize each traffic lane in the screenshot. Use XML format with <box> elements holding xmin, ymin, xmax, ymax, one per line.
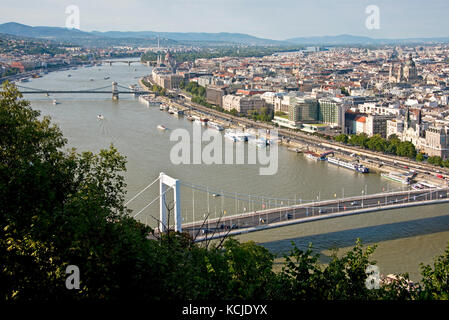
<box><xmin>183</xmin><ymin>190</ymin><xmax>449</xmax><ymax>235</ymax></box>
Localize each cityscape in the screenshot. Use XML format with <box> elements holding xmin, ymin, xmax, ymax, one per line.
<box><xmin>1</xmin><ymin>0</ymin><xmax>449</xmax><ymax>309</ymax></box>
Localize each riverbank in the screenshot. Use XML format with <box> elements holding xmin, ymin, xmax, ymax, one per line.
<box><xmin>138</xmin><ymin>77</ymin><xmax>448</xmax><ymax>188</ymax></box>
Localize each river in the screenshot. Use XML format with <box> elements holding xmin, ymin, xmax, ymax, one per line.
<box><xmin>23</xmin><ymin>58</ymin><xmax>449</xmax><ymax>281</ymax></box>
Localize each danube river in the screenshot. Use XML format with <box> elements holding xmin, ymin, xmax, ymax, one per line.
<box><xmin>23</xmin><ymin>58</ymin><xmax>449</xmax><ymax>281</ymax></box>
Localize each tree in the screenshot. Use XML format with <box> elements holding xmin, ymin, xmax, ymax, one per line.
<box><xmin>420</xmin><ymin>245</ymin><xmax>449</xmax><ymax>299</ymax></box>
<box><xmin>416</xmin><ymin>153</ymin><xmax>425</xmax><ymax>162</ymax></box>
<box><xmin>335</xmin><ymin>134</ymin><xmax>349</xmax><ymax>144</ymax></box>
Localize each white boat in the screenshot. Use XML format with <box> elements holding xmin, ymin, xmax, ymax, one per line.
<box><xmin>381</xmin><ymin>172</ymin><xmax>411</xmax><ymax>185</ymax></box>
<box><xmin>157</xmin><ymin>124</ymin><xmax>167</xmax><ymax>130</ymax></box>
<box><xmin>104</xmin><ymin>76</ymin><xmax>110</xmax><ymax>80</ymax></box>
<box><xmin>207</xmin><ymin>121</ymin><xmax>224</xmax><ymax>131</ymax></box>
<box><xmin>412</xmin><ymin>181</ymin><xmax>437</xmax><ymax>190</ymax></box>
<box><xmin>327</xmin><ymin>157</ymin><xmax>369</xmax><ymax>173</ymax></box>
<box><xmin>97</xmin><ymin>114</ymin><xmax>104</xmax><ymax>120</ymax></box>
<box><xmin>304</xmin><ymin>152</ymin><xmax>326</xmax><ymax>161</ymax></box>
<box><xmin>52</xmin><ymin>99</ymin><xmax>60</xmax><ymax>105</ymax></box>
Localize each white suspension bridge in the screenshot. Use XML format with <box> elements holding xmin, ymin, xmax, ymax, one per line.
<box><xmin>126</xmin><ymin>173</ymin><xmax>449</xmax><ymax>242</ymax></box>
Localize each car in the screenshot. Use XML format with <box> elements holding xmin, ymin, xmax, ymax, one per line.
<box><xmin>318</xmin><ymin>209</ymin><xmax>326</xmax><ymax>214</ymax></box>
<box><xmin>350</xmin><ymin>201</ymin><xmax>359</xmax><ymax>206</ymax></box>
<box><xmin>231</xmin><ymin>224</ymin><xmax>238</xmax><ymax>229</ymax></box>
<box><xmin>201</xmin><ymin>229</ymin><xmax>210</xmax><ymax>234</ymax></box>
<box><xmin>286</xmin><ymin>213</ymin><xmax>293</xmax><ymax>220</ymax></box>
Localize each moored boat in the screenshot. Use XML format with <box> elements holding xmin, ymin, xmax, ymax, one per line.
<box><xmin>381</xmin><ymin>172</ymin><xmax>411</xmax><ymax>185</ymax></box>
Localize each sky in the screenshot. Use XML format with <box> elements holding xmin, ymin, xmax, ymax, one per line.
<box><xmin>1</xmin><ymin>0</ymin><xmax>449</xmax><ymax>40</ymax></box>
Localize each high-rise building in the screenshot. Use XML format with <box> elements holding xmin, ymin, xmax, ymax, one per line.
<box><xmin>318</xmin><ymin>98</ymin><xmax>346</xmax><ymax>127</ymax></box>
<box><xmin>288</xmin><ymin>97</ymin><xmax>319</xmax><ymax>122</ymax></box>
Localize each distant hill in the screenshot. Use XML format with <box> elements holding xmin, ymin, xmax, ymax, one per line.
<box><xmin>286</xmin><ymin>34</ymin><xmax>379</xmax><ymax>45</ymax></box>
<box><xmin>92</xmin><ymin>30</ymin><xmax>285</xmax><ymax>45</ymax></box>
<box><xmin>286</xmin><ymin>34</ymin><xmax>449</xmax><ymax>45</ymax></box>
<box><xmin>1</xmin><ymin>22</ymin><xmax>448</xmax><ymax>46</ymax></box>
<box><xmin>0</xmin><ymin>22</ymin><xmax>96</xmax><ymax>40</ymax></box>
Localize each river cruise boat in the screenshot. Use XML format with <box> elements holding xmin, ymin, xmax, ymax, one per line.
<box><xmin>381</xmin><ymin>172</ymin><xmax>411</xmax><ymax>185</ymax></box>
<box><xmin>304</xmin><ymin>151</ymin><xmax>326</xmax><ymax>161</ymax></box>
<box><xmin>327</xmin><ymin>157</ymin><xmax>369</xmax><ymax>173</ymax></box>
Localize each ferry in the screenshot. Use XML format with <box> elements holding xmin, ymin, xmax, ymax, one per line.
<box><xmin>327</xmin><ymin>157</ymin><xmax>369</xmax><ymax>173</ymax></box>
<box><xmin>412</xmin><ymin>181</ymin><xmax>437</xmax><ymax>190</ymax></box>
<box><xmin>207</xmin><ymin>121</ymin><xmax>224</xmax><ymax>131</ymax></box>
<box><xmin>304</xmin><ymin>151</ymin><xmax>326</xmax><ymax>161</ymax></box>
<box><xmin>381</xmin><ymin>172</ymin><xmax>411</xmax><ymax>185</ymax></box>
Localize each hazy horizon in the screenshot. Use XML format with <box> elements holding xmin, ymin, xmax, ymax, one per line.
<box><xmin>2</xmin><ymin>0</ymin><xmax>449</xmax><ymax>40</ymax></box>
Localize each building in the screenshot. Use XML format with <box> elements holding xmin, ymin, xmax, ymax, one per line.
<box><xmin>424</xmin><ymin>126</ymin><xmax>449</xmax><ymax>159</ymax></box>
<box><xmin>206</xmin><ymin>86</ymin><xmax>228</xmax><ymax>107</ymax></box>
<box><xmin>365</xmin><ymin>115</ymin><xmax>395</xmax><ymax>138</ymax></box>
<box><xmin>222</xmin><ymin>95</ymin><xmax>265</xmax><ymax>114</ymax></box>
<box><xmin>288</xmin><ymin>97</ymin><xmax>319</xmax><ymax>122</ymax></box>
<box><xmin>318</xmin><ymin>98</ymin><xmax>346</xmax><ymax>128</ymax></box>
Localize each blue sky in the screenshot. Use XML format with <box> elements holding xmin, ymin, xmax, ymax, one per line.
<box><xmin>2</xmin><ymin>0</ymin><xmax>448</xmax><ymax>40</ymax></box>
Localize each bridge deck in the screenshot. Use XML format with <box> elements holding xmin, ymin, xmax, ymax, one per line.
<box><xmin>179</xmin><ymin>188</ymin><xmax>449</xmax><ymax>241</ymax></box>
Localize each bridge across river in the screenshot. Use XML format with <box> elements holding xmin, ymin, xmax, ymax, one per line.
<box><xmin>127</xmin><ymin>173</ymin><xmax>449</xmax><ymax>242</ymax></box>
<box><xmin>8</xmin><ymin>83</ymin><xmax>147</xmax><ymax>99</ymax></box>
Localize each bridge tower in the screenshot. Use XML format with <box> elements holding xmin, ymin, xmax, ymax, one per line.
<box><xmin>112</xmin><ymin>81</ymin><xmax>119</xmax><ymax>100</ymax></box>
<box><xmin>159</xmin><ymin>172</ymin><xmax>182</xmax><ymax>233</ymax></box>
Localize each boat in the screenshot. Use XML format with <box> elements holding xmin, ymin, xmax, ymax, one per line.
<box><xmin>304</xmin><ymin>151</ymin><xmax>326</xmax><ymax>161</ymax></box>
<box><xmin>97</xmin><ymin>114</ymin><xmax>104</xmax><ymax>120</ymax></box>
<box><xmin>186</xmin><ymin>115</ymin><xmax>195</xmax><ymax>121</ymax></box>
<box><xmin>207</xmin><ymin>121</ymin><xmax>224</xmax><ymax>131</ymax></box>
<box><xmin>288</xmin><ymin>147</ymin><xmax>302</xmax><ymax>153</ymax></box>
<box><xmin>90</xmin><ymin>78</ymin><xmax>94</xmax><ymax>81</ymax></box>
<box><xmin>412</xmin><ymin>181</ymin><xmax>437</xmax><ymax>190</ymax></box>
<box><xmin>52</xmin><ymin>99</ymin><xmax>60</xmax><ymax>105</ymax></box>
<box><xmin>157</xmin><ymin>125</ymin><xmax>167</xmax><ymax>130</ymax></box>
<box><xmin>381</xmin><ymin>172</ymin><xmax>411</xmax><ymax>185</ymax></box>
<box><xmin>200</xmin><ymin>117</ymin><xmax>209</xmax><ymax>126</ymax></box>
<box><xmin>327</xmin><ymin>157</ymin><xmax>369</xmax><ymax>173</ymax></box>
<box><xmin>67</xmin><ymin>74</ymin><xmax>72</xmax><ymax>77</ymax></box>
<box><xmin>20</xmin><ymin>78</ymin><xmax>30</xmax><ymax>82</ymax></box>
<box><xmin>104</xmin><ymin>76</ymin><xmax>110</xmax><ymax>80</ymax></box>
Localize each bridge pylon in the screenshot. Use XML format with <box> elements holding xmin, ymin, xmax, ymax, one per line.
<box><xmin>112</xmin><ymin>81</ymin><xmax>119</xmax><ymax>100</ymax></box>
<box><xmin>159</xmin><ymin>172</ymin><xmax>181</xmax><ymax>233</ymax></box>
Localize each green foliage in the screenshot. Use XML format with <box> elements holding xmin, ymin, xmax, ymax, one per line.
<box><xmin>336</xmin><ymin>133</ymin><xmax>418</xmax><ymax>160</ymax></box>
<box><xmin>419</xmin><ymin>246</ymin><xmax>449</xmax><ymax>299</ymax></box>
<box><xmin>416</xmin><ymin>153</ymin><xmax>425</xmax><ymax>162</ymax></box>
<box><xmin>2</xmin><ymin>82</ymin><xmax>449</xmax><ymax>301</ymax></box>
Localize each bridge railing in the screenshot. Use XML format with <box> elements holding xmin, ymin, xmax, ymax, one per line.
<box><xmin>182</xmin><ymin>187</ymin><xmax>449</xmax><ymax>228</ymax></box>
